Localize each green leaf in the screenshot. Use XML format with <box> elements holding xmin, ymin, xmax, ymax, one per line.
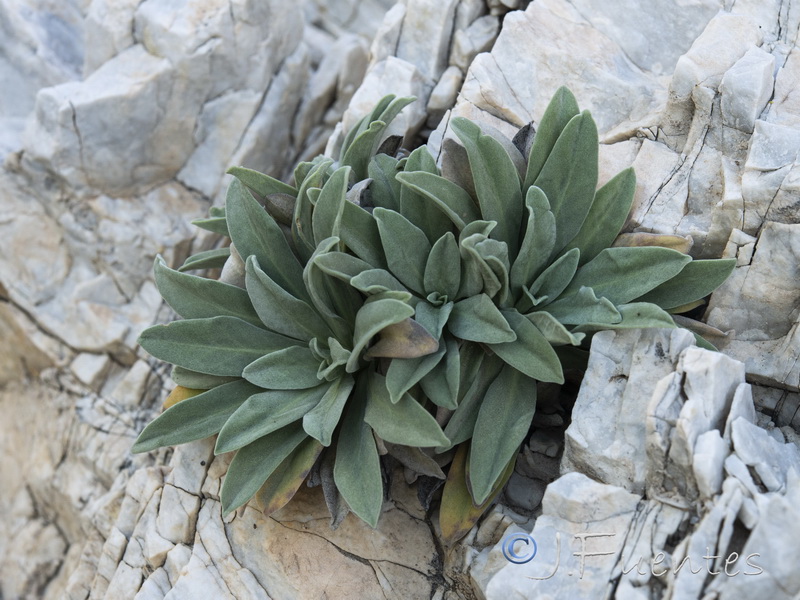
<box><xmin>139</xmin><ymin>316</ymin><xmax>297</xmax><ymax>376</ymax></box>
<box><xmin>245</xmin><ymin>256</ymin><xmax>331</xmax><ymax>342</ymax></box>
<box><xmin>440</xmin><ymin>354</ymin><xmax>503</xmax><ymax>451</ymax></box>
<box><xmin>564</xmin><ymin>167</ymin><xmax>635</xmax><ymax>265</ymax></box>
<box><xmin>385</xmin><ymin>344</ymin><xmax>446</xmax><ymax>403</ymax></box>
<box><xmin>439</xmin><ymin>442</ymin><xmax>516</xmax><ymax>545</ymax></box>
<box><xmin>220</xmin><ymin>423</ymin><xmax>308</xmax><ymax>515</ymax></box>
<box><xmin>468</xmin><ymin>364</ymin><xmax>536</xmax><ymax>504</ymax></box>
<box><xmin>342</xmin><ymin>120</ymin><xmax>387</xmax><ymax>181</ymax></box>
<box><xmin>450</xmin><ymin>117</ymin><xmax>524</xmax><ymax>257</ymax></box>
<box><xmin>561</xmin><ymin>247</ymin><xmax>692</xmax><ymax>306</ymax></box>
<box><xmin>524</xmin><ymin>86</ymin><xmax>580</xmax><ymax>189</ymax></box>
<box><xmin>526</xmin><ymin>247</ymin><xmax>580</xmax><ymax>305</ymax></box>
<box><xmin>132</xmin><ymin>379</ymin><xmax>260</xmax><ymax>453</ymax></box>
<box><xmin>178</xmin><ymin>247</ymin><xmax>231</xmax><ymax>272</ymax></box>
<box><xmin>374</xmin><ymin>207</ymin><xmax>431</xmax><ymax>294</ymax></box>
<box><xmin>334</xmin><ymin>380</ymin><xmax>383</xmax><ymax>527</ymax></box>
<box><xmin>488</xmin><ymin>310</ymin><xmax>564</xmax><ymax>384</ymax></box>
<box><xmin>350</xmin><ymin>269</ymin><xmax>408</xmax><ymax>296</ymax></box>
<box><xmin>634</xmin><ymin>259</ymin><xmax>736</xmax><ymax>309</ymax></box>
<box><xmin>293</xmin><ymin>158</ymin><xmax>334</xmax><ymax>260</ymax></box>
<box><xmin>368</xmin><ymin>154</ymin><xmax>402</xmax><ymax>211</ymax></box>
<box><xmin>540</xmin><ymin>286</ymin><xmax>621</xmax><ymax>325</ymax></box>
<box><xmin>242</xmin><ymin>346</ymin><xmax>324</xmax><ymax>390</ymax></box>
<box><xmin>424</xmin><ymin>232</ymin><xmax>461</xmax><ymax>300</ymax></box>
<box><xmin>533</xmin><ymin>111</ymin><xmax>599</xmax><ymax>257</ymax></box>
<box><xmin>303</xmin><ymin>375</ymin><xmax>355</xmax><ymax>446</ymax></box>
<box><xmin>414</xmin><ymin>301</ymin><xmax>454</xmax><ymax>340</ymax></box>
<box><xmin>398</xmin><ymin>147</ymin><xmax>451</xmax><ymax>243</ymax></box>
<box><xmin>448</xmin><ymin>295</ymin><xmax>516</xmax><ymax>344</ymax></box>
<box><xmin>312</xmin><ymin>251</ymin><xmax>373</xmax><ymax>282</ymax></box>
<box><xmin>347</xmin><ymin>297</ymin><xmax>415</xmax><ymax>372</ymax></box>
<box><xmin>226</xmin><ymin>178</ymin><xmax>307</xmax><ymax>300</ymax></box>
<box><xmin>227</xmin><ymin>166</ymin><xmax>297</xmax><ymax>198</ymax></box>
<box><xmin>303</xmin><ymin>237</ymin><xmax>356</xmax><ymax>342</ymax></box>
<box><xmin>154</xmin><ymin>256</ymin><xmax>261</xmax><ymax>327</ymax></box>
<box><xmin>419</xmin><ymin>335</ymin><xmax>460</xmax><ymax>409</ymax></box>
<box><xmin>395</xmin><ymin>171</ymin><xmax>480</xmax><ymax>231</ymax></box>
<box><xmin>383</xmin><ymin>443</ymin><xmax>446</xmax><ymax>479</ymax></box>
<box><xmin>510</xmin><ymin>186</ymin><xmax>557</xmax><ymax>296</ymax></box>
<box><xmin>526</xmin><ymin>312</ymin><xmax>585</xmax><ymax>346</ymax></box>
<box><xmin>312</xmin><ymin>166</ymin><xmax>350</xmax><ymax>245</ymax></box>
<box><xmin>191</xmin><ymin>216</ymin><xmax>230</xmax><ymax>237</ymax></box>
<box><xmin>215</xmin><ymin>384</ymin><xmax>330</xmax><ymax>454</ymax></box>
<box><xmin>572</xmin><ymin>302</ymin><xmax>677</xmax><ymax>333</ymax></box>
<box><xmin>340</xmin><ymin>200</ymin><xmax>387</xmax><ymax>269</ymax></box>
<box><xmin>171</xmin><ymin>366</ymin><xmax>239</xmax><ymax>390</ymax></box>
<box><xmin>365</xmin><ymin>373</ymin><xmax>449</xmax><ymax>447</ymax></box>
<box><xmin>255</xmin><ymin>436</ymin><xmax>324</xmax><ymax>516</ymax></box>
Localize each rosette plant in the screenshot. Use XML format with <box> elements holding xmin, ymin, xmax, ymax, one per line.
<box><xmin>133</xmin><ymin>88</ymin><xmax>735</xmax><ymax>542</ymax></box>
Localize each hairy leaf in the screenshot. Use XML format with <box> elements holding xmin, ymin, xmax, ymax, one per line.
<box><xmin>255</xmin><ymin>436</ymin><xmax>324</xmax><ymax>516</ymax></box>
<box><xmin>171</xmin><ymin>367</ymin><xmax>239</xmax><ymax>390</ymax></box>
<box><xmin>510</xmin><ymin>186</ymin><xmax>557</xmax><ymax>296</ymax></box>
<box><xmin>572</xmin><ymin>302</ymin><xmax>677</xmax><ymax>333</ymax></box>
<box><xmin>178</xmin><ymin>247</ymin><xmax>231</xmax><ymax>272</ymax></box>
<box><xmin>220</xmin><ymin>423</ymin><xmax>308</xmax><ymax>515</ymax></box>
<box><xmin>419</xmin><ymin>336</ymin><xmax>460</xmax><ymax>409</ymax></box>
<box><xmin>635</xmin><ymin>259</ymin><xmax>736</xmax><ymax>309</ymax></box>
<box><xmin>139</xmin><ymin>317</ymin><xmax>297</xmax><ymax>376</ymax></box>
<box><xmin>242</xmin><ymin>346</ymin><xmax>324</xmax><ymax>390</ymax></box>
<box><xmin>347</xmin><ymin>297</ymin><xmax>415</xmax><ymax>372</ymax></box>
<box><xmin>340</xmin><ymin>200</ymin><xmax>387</xmax><ymax>269</ymax></box>
<box><xmin>526</xmin><ymin>247</ymin><xmax>580</xmax><ymax>306</ymax></box>
<box><xmin>227</xmin><ymin>166</ymin><xmax>297</xmax><ymax>198</ymax></box>
<box><xmin>395</xmin><ymin>171</ymin><xmax>480</xmax><ymax>230</ymax></box>
<box><xmin>303</xmin><ymin>375</ymin><xmax>355</xmax><ymax>446</ymax></box>
<box><xmin>216</xmin><ymin>384</ymin><xmax>330</xmax><ymax>454</ymax></box>
<box><xmin>374</xmin><ymin>207</ymin><xmax>431</xmax><ymax>294</ymax></box>
<box><xmin>488</xmin><ymin>310</ymin><xmax>564</xmax><ymax>384</ymax></box>
<box><xmin>448</xmin><ymin>295</ymin><xmax>516</xmax><ymax>344</ymax></box>
<box><xmin>540</xmin><ymin>285</ymin><xmax>621</xmax><ymax>325</ymax></box>
<box><xmin>468</xmin><ymin>364</ymin><xmax>536</xmax><ymax>504</ymax></box>
<box><xmin>364</xmin><ymin>317</ymin><xmax>439</xmax><ymax>360</ymax></box>
<box><xmin>424</xmin><ymin>232</ymin><xmax>461</xmax><ymax>300</ymax></box>
<box><xmin>369</xmin><ymin>154</ymin><xmax>402</xmax><ymax>211</ymax></box>
<box><xmin>132</xmin><ymin>379</ymin><xmax>260</xmax><ymax>453</ymax></box>
<box><xmin>312</xmin><ymin>166</ymin><xmax>350</xmax><ymax>245</ymax></box>
<box><xmin>524</xmin><ymin>86</ymin><xmax>580</xmax><ymax>189</ymax></box>
<box><xmin>399</xmin><ymin>147</ymin><xmax>451</xmax><ymax>243</ymax></box>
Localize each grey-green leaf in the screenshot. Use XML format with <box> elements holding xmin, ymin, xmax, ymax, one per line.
<box><xmin>139</xmin><ymin>316</ymin><xmax>298</xmax><ymax>376</ymax></box>
<box><xmin>368</xmin><ymin>154</ymin><xmax>401</xmax><ymax>211</ymax></box>
<box><xmin>365</xmin><ymin>373</ymin><xmax>449</xmax><ymax>447</ymax></box>
<box><xmin>542</xmin><ymin>286</ymin><xmax>622</xmax><ymax>325</ymax></box>
<box><xmin>215</xmin><ymin>385</ymin><xmax>329</xmax><ymax>454</ymax></box>
<box><xmin>424</xmin><ymin>232</ymin><xmax>461</xmax><ymax>300</ymax></box>
<box><xmin>524</xmin><ymin>86</ymin><xmax>580</xmax><ymax>189</ymax></box>
<box><xmin>385</xmin><ymin>344</ymin><xmax>446</xmax><ymax>403</ymax></box>
<box><xmin>634</xmin><ymin>259</ymin><xmax>736</xmax><ymax>309</ymax></box>
<box><xmin>395</xmin><ymin>171</ymin><xmax>480</xmax><ymax>231</ymax></box>
<box><xmin>303</xmin><ymin>375</ymin><xmax>355</xmax><ymax>446</ymax></box>
<box><xmin>312</xmin><ymin>166</ymin><xmax>350</xmax><ymax>245</ymax></box>
<box><xmin>450</xmin><ymin>117</ymin><xmax>523</xmax><ymax>257</ymax></box>
<box><xmin>468</xmin><ymin>364</ymin><xmax>537</xmax><ymax>504</ymax></box>
<box><xmin>448</xmin><ymin>295</ymin><xmax>516</xmax><ymax>344</ymax></box>
<box><xmin>334</xmin><ymin>382</ymin><xmax>383</xmax><ymax>528</ymax></box>
<box><xmin>220</xmin><ymin>423</ymin><xmax>308</xmax><ymax>514</ymax></box>
<box><xmin>527</xmin><ymin>247</ymin><xmax>580</xmax><ymax>305</ymax></box>
<box><xmin>171</xmin><ymin>366</ymin><xmax>239</xmax><ymax>390</ymax></box>
<box><xmin>374</xmin><ymin>207</ymin><xmax>431</xmax><ymax>295</ymax></box>
<box><xmin>178</xmin><ymin>247</ymin><xmax>231</xmax><ymax>272</ymax></box>
<box><xmin>132</xmin><ymin>379</ymin><xmax>260</xmax><ymax>453</ymax></box>
<box><xmin>526</xmin><ymin>312</ymin><xmax>585</xmax><ymax>346</ymax></box>
<box><xmin>347</xmin><ymin>297</ymin><xmax>415</xmax><ymax>372</ymax></box>
<box><xmin>227</xmin><ymin>166</ymin><xmax>297</xmax><ymax>198</ymax></box>
<box><xmin>226</xmin><ymin>178</ymin><xmax>307</xmax><ymax>300</ymax></box>
<box><xmin>572</xmin><ymin>302</ymin><xmax>678</xmax><ymax>333</ymax></box>
<box><xmin>242</xmin><ymin>346</ymin><xmax>323</xmax><ymax>390</ymax></box>
<box><xmin>245</xmin><ymin>256</ymin><xmax>331</xmax><ymax>342</ymax></box>
<box><xmin>561</xmin><ymin>247</ymin><xmax>692</xmax><ymax>306</ymax></box>
<box><xmin>340</xmin><ymin>200</ymin><xmax>387</xmax><ymax>269</ymax></box>
<box><xmin>419</xmin><ymin>336</ymin><xmax>460</xmax><ymax>410</ymax></box>
<box><xmin>563</xmin><ymin>167</ymin><xmax>636</xmax><ymax>265</ymax></box>
<box><xmin>398</xmin><ymin>146</ymin><xmax>451</xmax><ymax>243</ymax></box>
<box><xmin>510</xmin><ymin>186</ymin><xmax>557</xmax><ymax>295</ymax></box>
<box><xmin>488</xmin><ymin>310</ymin><xmax>564</xmax><ymax>384</ymax></box>
<box><xmin>154</xmin><ymin>256</ymin><xmax>261</xmax><ymax>327</ymax></box>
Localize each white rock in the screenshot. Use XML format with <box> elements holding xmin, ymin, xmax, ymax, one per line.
<box><xmin>706</xmin><ymin>221</ymin><xmax>800</xmax><ymax>390</ymax></box>
<box><xmin>720</xmin><ymin>47</ymin><xmax>775</xmax><ymax>133</ymax></box>
<box><xmin>563</xmin><ymin>328</ymin><xmax>696</xmax><ymax>495</ymax></box>
<box><xmin>83</xmin><ymin>0</ymin><xmax>141</xmax><ymax>74</ymax></box>
<box><xmin>449</xmin><ymin>15</ymin><xmax>499</xmax><ymax>71</ymax></box>
<box><xmin>767</xmin><ymin>43</ymin><xmax>800</xmax><ymax>129</ymax></box>
<box><xmin>427</xmin><ymin>66</ymin><xmax>464</xmax><ymax>127</ymax></box>
<box><xmin>731</xmin><ymin>417</ymin><xmax>800</xmax><ymax>492</ymax></box>
<box><xmin>724</xmin><ymin>383</ymin><xmax>757</xmax><ymax>440</ymax></box>
<box><xmin>70</xmin><ymin>353</ymin><xmax>112</xmax><ymax>390</ymax></box>
<box><xmin>661</xmin><ymin>13</ymin><xmax>763</xmax><ymax>152</ymax></box>
<box><xmin>692</xmin><ymin>430</ymin><xmax>729</xmax><ymax>499</ymax></box>
<box><xmin>396</xmin><ymin>0</ymin><xmax>460</xmax><ymax>81</ymax></box>
<box><xmin>368</xmin><ymin>3</ymin><xmax>406</xmax><ymax>66</ymax></box>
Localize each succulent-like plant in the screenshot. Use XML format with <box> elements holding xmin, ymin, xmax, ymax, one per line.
<box><xmin>133</xmin><ymin>88</ymin><xmax>735</xmax><ymax>542</ymax></box>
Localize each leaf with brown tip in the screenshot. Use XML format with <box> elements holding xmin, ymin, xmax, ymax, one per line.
<box><xmin>163</xmin><ymin>385</ymin><xmax>203</xmax><ymax>410</ymax></box>
<box><xmin>255</xmin><ymin>436</ymin><xmax>324</xmax><ymax>517</ymax></box>
<box><xmin>613</xmin><ymin>232</ymin><xmax>693</xmax><ymax>254</ymax></box>
<box><xmin>364</xmin><ymin>318</ymin><xmax>439</xmax><ymax>359</ymax></box>
<box><xmin>439</xmin><ymin>443</ymin><xmax>515</xmax><ymax>546</ymax></box>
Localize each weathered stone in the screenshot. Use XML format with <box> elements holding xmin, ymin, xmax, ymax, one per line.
<box><xmin>562</xmin><ymin>328</ymin><xmax>696</xmax><ymax>495</ymax></box>
<box><xmin>449</xmin><ymin>15</ymin><xmax>499</xmax><ymax>71</ymax></box>
<box><xmin>396</xmin><ymin>0</ymin><xmax>459</xmax><ymax>81</ymax></box>
<box><xmin>427</xmin><ymin>66</ymin><xmax>464</xmax><ymax>128</ymax></box>
<box><xmin>720</xmin><ymin>47</ymin><xmax>775</xmax><ymax>134</ymax></box>
<box><xmin>83</xmin><ymin>0</ymin><xmax>140</xmax><ymax>74</ymax></box>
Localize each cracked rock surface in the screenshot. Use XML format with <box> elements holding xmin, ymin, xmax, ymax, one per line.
<box><xmin>3</xmin><ymin>0</ymin><xmax>800</xmax><ymax>599</ymax></box>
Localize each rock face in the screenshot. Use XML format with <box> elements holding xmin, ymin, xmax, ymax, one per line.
<box><xmin>2</xmin><ymin>0</ymin><xmax>800</xmax><ymax>599</ymax></box>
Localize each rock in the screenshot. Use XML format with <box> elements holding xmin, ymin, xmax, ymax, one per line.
<box><xmin>731</xmin><ymin>417</ymin><xmax>800</xmax><ymax>492</ymax></box>
<box><xmin>305</xmin><ymin>0</ymin><xmax>397</xmax><ymax>39</ymax></box>
<box><xmin>562</xmin><ymin>328</ymin><xmax>696</xmax><ymax>495</ymax></box>
<box><xmin>706</xmin><ymin>221</ymin><xmax>800</xmax><ymax>391</ymax></box>
<box><xmin>427</xmin><ymin>66</ymin><xmax>464</xmax><ymax>128</ymax></box>
<box><xmin>720</xmin><ymin>47</ymin><xmax>775</xmax><ymax>134</ymax></box>
<box><xmin>660</xmin><ymin>13</ymin><xmax>763</xmax><ymax>153</ymax></box>
<box><xmin>449</xmin><ymin>15</ymin><xmax>500</xmax><ymax>71</ymax></box>
<box><xmin>368</xmin><ymin>3</ymin><xmax>406</xmax><ymax>66</ymax></box>
<box><xmin>396</xmin><ymin>0</ymin><xmax>460</xmax><ymax>81</ymax></box>
<box><xmin>692</xmin><ymin>430</ymin><xmax>729</xmax><ymax>499</ymax></box>
<box><xmin>484</xmin><ymin>473</ymin><xmax>641</xmax><ymax>599</ymax></box>
<box><xmin>83</xmin><ymin>0</ymin><xmax>141</xmax><ymax>74</ymax></box>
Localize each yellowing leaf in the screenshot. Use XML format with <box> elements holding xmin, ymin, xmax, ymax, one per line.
<box><xmin>163</xmin><ymin>385</ymin><xmax>203</xmax><ymax>410</ymax></box>
<box><xmin>364</xmin><ymin>318</ymin><xmax>439</xmax><ymax>359</ymax></box>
